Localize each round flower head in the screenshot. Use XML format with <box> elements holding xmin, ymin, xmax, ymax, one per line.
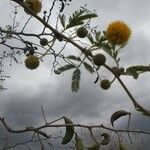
<box><xmin>93</xmin><ymin>54</ymin><xmax>106</xmax><ymax>66</ymax></box>
<box><xmin>24</xmin><ymin>0</ymin><xmax>42</xmax><ymax>14</ymax></box>
<box><xmin>106</xmin><ymin>21</ymin><xmax>131</xmax><ymax>45</ymax></box>
<box><xmin>76</xmin><ymin>27</ymin><xmax>88</xmax><ymax>38</ymax></box>
<box><xmin>40</xmin><ymin>38</ymin><xmax>48</xmax><ymax>46</ymax></box>
<box><xmin>25</xmin><ymin>55</ymin><xmax>40</xmax><ymax>70</ymax></box>
<box><xmin>100</xmin><ymin>79</ymin><xmax>111</xmax><ymax>90</ymax></box>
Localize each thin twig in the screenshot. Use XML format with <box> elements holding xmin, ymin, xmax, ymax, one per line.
<box><xmin>41</xmin><ymin>106</ymin><xmax>47</xmax><ymax>124</ymax></box>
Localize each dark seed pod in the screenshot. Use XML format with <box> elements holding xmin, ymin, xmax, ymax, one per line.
<box><xmin>76</xmin><ymin>27</ymin><xmax>88</xmax><ymax>38</ymax></box>
<box><xmin>111</xmin><ymin>110</ymin><xmax>131</xmax><ymax>127</ymax></box>
<box><xmin>40</xmin><ymin>38</ymin><xmax>48</xmax><ymax>46</ymax></box>
<box><xmin>100</xmin><ymin>79</ymin><xmax>111</xmax><ymax>90</ymax></box>
<box><xmin>93</xmin><ymin>54</ymin><xmax>106</xmax><ymax>66</ymax></box>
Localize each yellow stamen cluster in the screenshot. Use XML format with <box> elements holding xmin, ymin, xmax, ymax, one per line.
<box><xmin>106</xmin><ymin>21</ymin><xmax>131</xmax><ymax>45</ymax></box>
<box><xmin>24</xmin><ymin>0</ymin><xmax>42</xmax><ymax>14</ymax></box>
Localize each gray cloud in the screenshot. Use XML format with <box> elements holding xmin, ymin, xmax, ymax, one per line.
<box><xmin>0</xmin><ymin>0</ymin><xmax>150</xmax><ymax>149</ymax></box>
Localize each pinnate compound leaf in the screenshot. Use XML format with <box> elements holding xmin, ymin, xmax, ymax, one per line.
<box><xmin>83</xmin><ymin>62</ymin><xmax>94</xmax><ymax>74</ymax></box>
<box><xmin>71</xmin><ymin>69</ymin><xmax>81</xmax><ymax>92</ymax></box>
<box><xmin>67</xmin><ymin>55</ymin><xmax>81</xmax><ymax>61</ymax></box>
<box><xmin>75</xmin><ymin>133</ymin><xmax>84</xmax><ymax>150</ymax></box>
<box><xmin>125</xmin><ymin>65</ymin><xmax>150</xmax><ymax>79</ymax></box>
<box><xmin>111</xmin><ymin>110</ymin><xmax>131</xmax><ymax>127</ymax></box>
<box><xmin>66</xmin><ymin>9</ymin><xmax>97</xmax><ymax>29</ymax></box>
<box><xmin>126</xmin><ymin>67</ymin><xmax>138</xmax><ymax>79</ymax></box>
<box><xmin>56</xmin><ymin>64</ymin><xmax>76</xmax><ymax>73</ymax></box>
<box><xmin>61</xmin><ymin>117</ymin><xmax>74</xmax><ymax>145</ymax></box>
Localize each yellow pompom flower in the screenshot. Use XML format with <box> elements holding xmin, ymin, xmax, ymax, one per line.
<box><xmin>106</xmin><ymin>21</ymin><xmax>131</xmax><ymax>45</ymax></box>
<box><xmin>24</xmin><ymin>0</ymin><xmax>42</xmax><ymax>14</ymax></box>
<box><xmin>25</xmin><ymin>55</ymin><xmax>40</xmax><ymax>70</ymax></box>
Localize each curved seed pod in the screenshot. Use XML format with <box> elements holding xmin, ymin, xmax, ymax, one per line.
<box><xmin>100</xmin><ymin>133</ymin><xmax>110</xmax><ymax>145</ymax></box>
<box><xmin>61</xmin><ymin>117</ymin><xmax>74</xmax><ymax>145</ymax></box>
<box><xmin>54</xmin><ymin>70</ymin><xmax>61</xmax><ymax>75</ymax></box>
<box><xmin>119</xmin><ymin>142</ymin><xmax>127</xmax><ymax>150</ymax></box>
<box><xmin>75</xmin><ymin>133</ymin><xmax>84</xmax><ymax>150</ymax></box>
<box><xmin>111</xmin><ymin>110</ymin><xmax>131</xmax><ymax>127</ymax></box>
<box><xmin>88</xmin><ymin>144</ymin><xmax>100</xmax><ymax>150</ymax></box>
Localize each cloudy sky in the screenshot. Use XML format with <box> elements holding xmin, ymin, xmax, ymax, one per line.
<box><xmin>0</xmin><ymin>0</ymin><xmax>150</xmax><ymax>149</ymax></box>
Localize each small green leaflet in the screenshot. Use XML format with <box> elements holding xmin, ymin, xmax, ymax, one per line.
<box><xmin>71</xmin><ymin>69</ymin><xmax>81</xmax><ymax>92</ymax></box>
<box><xmin>83</xmin><ymin>62</ymin><xmax>94</xmax><ymax>74</ymax></box>
<box><xmin>59</xmin><ymin>14</ymin><xmax>66</xmax><ymax>28</ymax></box>
<box><xmin>66</xmin><ymin>9</ymin><xmax>97</xmax><ymax>29</ymax></box>
<box><xmin>67</xmin><ymin>55</ymin><xmax>81</xmax><ymax>61</ymax></box>
<box><xmin>55</xmin><ymin>64</ymin><xmax>76</xmax><ymax>74</ymax></box>
<box><xmin>87</xmin><ymin>33</ymin><xmax>94</xmax><ymax>44</ymax></box>
<box><xmin>101</xmin><ymin>43</ymin><xmax>113</xmax><ymax>57</ymax></box>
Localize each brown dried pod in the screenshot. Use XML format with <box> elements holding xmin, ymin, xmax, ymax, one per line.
<box><xmin>101</xmin><ymin>133</ymin><xmax>111</xmax><ymax>145</ymax></box>
<box><xmin>111</xmin><ymin>110</ymin><xmax>131</xmax><ymax>127</ymax></box>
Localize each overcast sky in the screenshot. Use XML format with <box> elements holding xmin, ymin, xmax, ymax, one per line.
<box><xmin>0</xmin><ymin>0</ymin><xmax>150</xmax><ymax>149</ymax></box>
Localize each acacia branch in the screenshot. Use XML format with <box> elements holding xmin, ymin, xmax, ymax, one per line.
<box><xmin>0</xmin><ymin>117</ymin><xmax>49</xmax><ymax>138</ymax></box>
<box><xmin>10</xmin><ymin>0</ymin><xmax>150</xmax><ymax>116</ymax></box>
<box><xmin>103</xmin><ymin>64</ymin><xmax>150</xmax><ymax>116</ymax></box>
<box><xmin>10</xmin><ymin>0</ymin><xmax>88</xmax><ymax>54</ymax></box>
<box><xmin>0</xmin><ymin>116</ymin><xmax>150</xmax><ymax>141</ymax></box>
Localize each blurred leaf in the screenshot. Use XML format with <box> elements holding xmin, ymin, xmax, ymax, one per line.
<box><xmin>71</xmin><ymin>69</ymin><xmax>81</xmax><ymax>92</ymax></box>
<box><xmin>119</xmin><ymin>142</ymin><xmax>128</xmax><ymax>150</ymax></box>
<box><xmin>125</xmin><ymin>65</ymin><xmax>150</xmax><ymax>79</ymax></box>
<box><xmin>83</xmin><ymin>62</ymin><xmax>94</xmax><ymax>74</ymax></box>
<box><xmin>75</xmin><ymin>133</ymin><xmax>84</xmax><ymax>150</ymax></box>
<box><xmin>88</xmin><ymin>144</ymin><xmax>100</xmax><ymax>150</ymax></box>
<box><xmin>126</xmin><ymin>67</ymin><xmax>139</xmax><ymax>79</ymax></box>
